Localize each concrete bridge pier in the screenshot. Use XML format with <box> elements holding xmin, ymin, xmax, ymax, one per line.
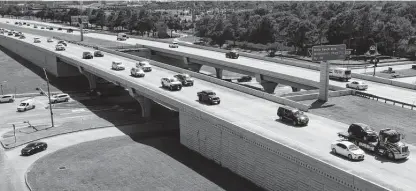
<box><xmin>215</xmin><ymin>68</ymin><xmax>223</xmax><ymax>79</ymax></box>
<box><xmin>78</xmin><ymin>66</ymin><xmax>97</xmax><ymax>90</ymax></box>
<box><xmin>128</xmin><ymin>88</ymin><xmax>153</xmax><ymax>119</ymax></box>
<box><xmin>183</xmin><ymin>57</ymin><xmax>202</xmax><ymax>72</ymax></box>
<box><xmin>256</xmin><ymin>74</ymin><xmax>277</xmax><ymax>94</ymax></box>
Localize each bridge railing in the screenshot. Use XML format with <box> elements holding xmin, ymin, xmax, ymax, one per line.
<box><xmin>354</xmin><ymin>91</ymin><xmax>416</xmax><ymax>110</ymax></box>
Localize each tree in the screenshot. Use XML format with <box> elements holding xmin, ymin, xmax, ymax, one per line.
<box><xmin>115</xmin><ymin>10</ymin><xmax>127</xmax><ymax>31</ymax></box>
<box><xmin>96</xmin><ymin>9</ymin><xmax>106</xmax><ymax>30</ymax></box>
<box><xmin>210</xmin><ymin>17</ymin><xmax>226</xmax><ymax>47</ymax></box>
<box><xmin>129</xmin><ymin>11</ymin><xmax>138</xmax><ymax>34</ymax></box>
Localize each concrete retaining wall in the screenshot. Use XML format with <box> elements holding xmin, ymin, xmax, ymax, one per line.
<box><xmin>286</xmin><ymin>89</ymin><xmax>353</xmax><ymax>101</ymax></box>
<box><xmin>97</xmin><ymin>47</ymin><xmax>311</xmax><ymax>111</ymax></box>
<box><xmin>180</xmin><ymin>109</ymin><xmax>387</xmax><ymax>191</ymax></box>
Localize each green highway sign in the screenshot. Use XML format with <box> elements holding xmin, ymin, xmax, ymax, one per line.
<box><xmin>312</xmin><ymin>44</ymin><xmax>346</xmax><ymax>61</ymax></box>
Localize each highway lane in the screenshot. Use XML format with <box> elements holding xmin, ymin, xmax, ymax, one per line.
<box><xmin>2</xmin><ymin>18</ymin><xmax>416</xmax><ymax>105</ymax></box>
<box><xmin>6</xmin><ymin>32</ymin><xmax>416</xmax><ymax>190</ymax></box>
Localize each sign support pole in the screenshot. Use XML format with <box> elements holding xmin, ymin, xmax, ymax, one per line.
<box><xmin>318</xmin><ymin>61</ymin><xmax>330</xmax><ymax>102</ymax></box>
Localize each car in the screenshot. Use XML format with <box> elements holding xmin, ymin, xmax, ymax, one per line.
<box><xmin>346</xmin><ymin>81</ymin><xmax>368</xmax><ymax>90</ymax></box>
<box><xmin>197</xmin><ymin>90</ymin><xmax>220</xmax><ymax>105</ymax></box>
<box><xmin>67</xmin><ymin>29</ymin><xmax>73</xmax><ymax>33</ymax></box>
<box><xmin>14</xmin><ymin>32</ymin><xmax>20</xmax><ymax>37</ymax></box>
<box><xmin>83</xmin><ymin>29</ymin><xmax>89</xmax><ymax>34</ymax></box>
<box><xmin>169</xmin><ymin>41</ymin><xmax>179</xmax><ymax>48</ymax></box>
<box><xmin>136</xmin><ymin>61</ymin><xmax>152</xmax><ymax>72</ymax></box>
<box><xmin>21</xmin><ymin>142</ymin><xmax>47</xmax><ymax>156</ymax></box>
<box><xmin>34</xmin><ymin>25</ymin><xmax>37</xmax><ymax>28</ymax></box>
<box><xmin>82</xmin><ymin>52</ymin><xmax>93</xmax><ymax>59</ymax></box>
<box><xmin>277</xmin><ymin>106</ymin><xmax>309</xmax><ymax>126</ymax></box>
<box><xmin>331</xmin><ymin>140</ymin><xmax>365</xmax><ymax>161</ymax></box>
<box><xmin>55</xmin><ymin>44</ymin><xmax>65</xmax><ymax>51</ymax></box>
<box><xmin>57</xmin><ymin>40</ymin><xmax>67</xmax><ymax>46</ymax></box>
<box><xmin>19</xmin><ymin>35</ymin><xmax>25</xmax><ymax>39</ymax></box>
<box><xmin>130</xmin><ymin>67</ymin><xmax>145</xmax><ymax>77</ymax></box>
<box><xmin>225</xmin><ymin>49</ymin><xmax>239</xmax><ymax>59</ymax></box>
<box><xmin>41</xmin><ymin>26</ymin><xmax>45</xmax><ymax>29</ymax></box>
<box><xmin>33</xmin><ymin>37</ymin><xmax>41</xmax><ymax>43</ymax></box>
<box><xmin>17</xmin><ymin>99</ymin><xmax>35</xmax><ymax>112</ymax></box>
<box><xmin>27</xmin><ymin>24</ymin><xmax>30</xmax><ymax>26</ymax></box>
<box><xmin>348</xmin><ymin>123</ymin><xmax>378</xmax><ymax>142</ymax></box>
<box><xmin>47</xmin><ymin>38</ymin><xmax>53</xmax><ymax>43</ymax></box>
<box><xmin>93</xmin><ymin>50</ymin><xmax>104</xmax><ymax>57</ymax></box>
<box><xmin>0</xmin><ymin>94</ymin><xmax>15</xmax><ymax>103</ymax></box>
<box><xmin>49</xmin><ymin>27</ymin><xmax>53</xmax><ymax>30</ymax></box>
<box><xmin>23</xmin><ymin>22</ymin><xmax>26</xmax><ymax>25</ymax></box>
<box><xmin>6</xmin><ymin>21</ymin><xmax>9</xmax><ymax>23</ymax></box>
<box><xmin>50</xmin><ymin>93</ymin><xmax>70</xmax><ymax>103</ymax></box>
<box><xmin>161</xmin><ymin>77</ymin><xmax>182</xmax><ymax>91</ymax></box>
<box><xmin>112</xmin><ymin>61</ymin><xmax>125</xmax><ymax>70</ymax></box>
<box><xmin>58</xmin><ymin>27</ymin><xmax>62</xmax><ymax>31</ymax></box>
<box><xmin>174</xmin><ymin>73</ymin><xmax>194</xmax><ymax>86</ymax></box>
<box><xmin>14</xmin><ymin>22</ymin><xmax>18</xmax><ymax>25</ymax></box>
<box><xmin>7</xmin><ymin>32</ymin><xmax>13</xmax><ymax>36</ymax></box>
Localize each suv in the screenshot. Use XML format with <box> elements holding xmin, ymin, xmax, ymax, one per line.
<box><xmin>57</xmin><ymin>40</ymin><xmax>67</xmax><ymax>46</ymax></box>
<box><xmin>277</xmin><ymin>106</ymin><xmax>309</xmax><ymax>126</ymax></box>
<box><xmin>131</xmin><ymin>67</ymin><xmax>145</xmax><ymax>77</ymax></box>
<box><xmin>14</xmin><ymin>32</ymin><xmax>20</xmax><ymax>37</ymax></box>
<box><xmin>0</xmin><ymin>95</ymin><xmax>15</xmax><ymax>103</ymax></box>
<box><xmin>174</xmin><ymin>73</ymin><xmax>194</xmax><ymax>86</ymax></box>
<box><xmin>225</xmin><ymin>49</ymin><xmax>239</xmax><ymax>59</ymax></box>
<box><xmin>161</xmin><ymin>77</ymin><xmax>182</xmax><ymax>91</ymax></box>
<box><xmin>169</xmin><ymin>41</ymin><xmax>179</xmax><ymax>48</ymax></box>
<box><xmin>94</xmin><ymin>50</ymin><xmax>104</xmax><ymax>57</ymax></box>
<box><xmin>50</xmin><ymin>93</ymin><xmax>70</xmax><ymax>103</ymax></box>
<box><xmin>82</xmin><ymin>52</ymin><xmax>93</xmax><ymax>59</ymax></box>
<box><xmin>348</xmin><ymin>123</ymin><xmax>378</xmax><ymax>142</ymax></box>
<box><xmin>112</xmin><ymin>61</ymin><xmax>125</xmax><ymax>70</ymax></box>
<box><xmin>136</xmin><ymin>61</ymin><xmax>152</xmax><ymax>72</ymax></box>
<box><xmin>197</xmin><ymin>90</ymin><xmax>220</xmax><ymax>105</ymax></box>
<box><xmin>55</xmin><ymin>44</ymin><xmax>65</xmax><ymax>51</ymax></box>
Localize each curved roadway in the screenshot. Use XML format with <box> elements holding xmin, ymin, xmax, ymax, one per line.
<box><xmin>1</xmin><ymin>18</ymin><xmax>416</xmax><ymax>105</ymax></box>
<box><xmin>2</xmin><ymin>30</ymin><xmax>415</xmax><ymax>190</ymax></box>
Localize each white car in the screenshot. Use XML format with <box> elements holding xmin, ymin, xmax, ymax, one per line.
<box><xmin>161</xmin><ymin>77</ymin><xmax>182</xmax><ymax>91</ymax></box>
<box><xmin>17</xmin><ymin>99</ymin><xmax>35</xmax><ymax>112</ymax></box>
<box><xmin>50</xmin><ymin>93</ymin><xmax>70</xmax><ymax>103</ymax></box>
<box><xmin>33</xmin><ymin>37</ymin><xmax>41</xmax><ymax>43</ymax></box>
<box><xmin>130</xmin><ymin>67</ymin><xmax>145</xmax><ymax>77</ymax></box>
<box><xmin>169</xmin><ymin>41</ymin><xmax>179</xmax><ymax>48</ymax></box>
<box><xmin>112</xmin><ymin>61</ymin><xmax>125</xmax><ymax>70</ymax></box>
<box><xmin>55</xmin><ymin>44</ymin><xmax>65</xmax><ymax>51</ymax></box>
<box><xmin>136</xmin><ymin>61</ymin><xmax>152</xmax><ymax>72</ymax></box>
<box><xmin>346</xmin><ymin>81</ymin><xmax>368</xmax><ymax>90</ymax></box>
<box><xmin>331</xmin><ymin>140</ymin><xmax>365</xmax><ymax>161</ymax></box>
<box><xmin>0</xmin><ymin>94</ymin><xmax>15</xmax><ymax>103</ymax></box>
<box><xmin>47</xmin><ymin>38</ymin><xmax>53</xmax><ymax>43</ymax></box>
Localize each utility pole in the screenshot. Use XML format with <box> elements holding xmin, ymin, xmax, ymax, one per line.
<box><xmin>79</xmin><ymin>0</ymin><xmax>84</xmax><ymax>41</ymax></box>
<box><xmin>43</xmin><ymin>68</ymin><xmax>54</xmax><ymax>127</ymax></box>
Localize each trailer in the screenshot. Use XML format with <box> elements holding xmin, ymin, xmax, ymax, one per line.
<box><xmin>337</xmin><ymin>128</ymin><xmax>409</xmax><ymax>160</ymax></box>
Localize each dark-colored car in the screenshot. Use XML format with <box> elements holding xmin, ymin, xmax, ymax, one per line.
<box><xmin>94</xmin><ymin>50</ymin><xmax>104</xmax><ymax>57</ymax></box>
<box><xmin>174</xmin><ymin>73</ymin><xmax>194</xmax><ymax>86</ymax></box>
<box><xmin>7</xmin><ymin>32</ymin><xmax>13</xmax><ymax>36</ymax></box>
<box><xmin>14</xmin><ymin>22</ymin><xmax>18</xmax><ymax>25</ymax></box>
<box><xmin>83</xmin><ymin>52</ymin><xmax>93</xmax><ymax>59</ymax></box>
<box><xmin>225</xmin><ymin>49</ymin><xmax>239</xmax><ymax>59</ymax></box>
<box><xmin>14</xmin><ymin>32</ymin><xmax>20</xmax><ymax>37</ymax></box>
<box><xmin>21</xmin><ymin>142</ymin><xmax>47</xmax><ymax>156</ymax></box>
<box><xmin>58</xmin><ymin>27</ymin><xmax>62</xmax><ymax>31</ymax></box>
<box><xmin>197</xmin><ymin>90</ymin><xmax>220</xmax><ymax>105</ymax></box>
<box><xmin>23</xmin><ymin>22</ymin><xmax>26</xmax><ymax>25</ymax></box>
<box><xmin>19</xmin><ymin>35</ymin><xmax>26</xmax><ymax>39</ymax></box>
<box><xmin>49</xmin><ymin>27</ymin><xmax>53</xmax><ymax>30</ymax></box>
<box><xmin>67</xmin><ymin>29</ymin><xmax>73</xmax><ymax>33</ymax></box>
<box><xmin>277</xmin><ymin>106</ymin><xmax>309</xmax><ymax>126</ymax></box>
<box><xmin>348</xmin><ymin>123</ymin><xmax>378</xmax><ymax>142</ymax></box>
<box><xmin>57</xmin><ymin>40</ymin><xmax>67</xmax><ymax>46</ymax></box>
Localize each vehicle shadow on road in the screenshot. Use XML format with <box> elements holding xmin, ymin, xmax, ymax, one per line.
<box><xmin>274</xmin><ymin>118</ymin><xmax>307</xmax><ymax>128</ymax></box>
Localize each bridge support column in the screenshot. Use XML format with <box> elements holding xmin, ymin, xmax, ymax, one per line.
<box><xmin>291</xmin><ymin>87</ymin><xmax>300</xmax><ymax>92</ymax></box>
<box><xmin>184</xmin><ymin>56</ymin><xmax>202</xmax><ymax>72</ymax></box>
<box><xmin>128</xmin><ymin>88</ymin><xmax>152</xmax><ymax>118</ymax></box>
<box><xmin>78</xmin><ymin>66</ymin><xmax>97</xmax><ymax>90</ymax></box>
<box><xmin>256</xmin><ymin>74</ymin><xmax>277</xmax><ymax>94</ymax></box>
<box><xmin>318</xmin><ymin>61</ymin><xmax>330</xmax><ymax>102</ymax></box>
<box><xmin>215</xmin><ymin>68</ymin><xmax>223</xmax><ymax>79</ymax></box>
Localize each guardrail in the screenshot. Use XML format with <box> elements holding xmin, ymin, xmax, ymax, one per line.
<box><xmin>354</xmin><ymin>91</ymin><xmax>416</xmax><ymax>110</ymax></box>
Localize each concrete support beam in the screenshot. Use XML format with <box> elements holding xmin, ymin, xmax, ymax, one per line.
<box><xmin>318</xmin><ymin>61</ymin><xmax>330</xmax><ymax>102</ymax></box>
<box><xmin>291</xmin><ymin>87</ymin><xmax>300</xmax><ymax>92</ymax></box>
<box><xmin>256</xmin><ymin>74</ymin><xmax>278</xmax><ymax>94</ymax></box>
<box><xmin>78</xmin><ymin>66</ymin><xmax>97</xmax><ymax>90</ymax></box>
<box><xmin>215</xmin><ymin>68</ymin><xmax>223</xmax><ymax>79</ymax></box>
<box><xmin>128</xmin><ymin>88</ymin><xmax>153</xmax><ymax>118</ymax></box>
<box><xmin>184</xmin><ymin>56</ymin><xmax>202</xmax><ymax>72</ymax></box>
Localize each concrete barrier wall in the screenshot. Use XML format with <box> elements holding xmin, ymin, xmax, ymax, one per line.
<box><xmin>329</xmin><ymin>89</ymin><xmax>353</xmax><ymax>97</ymax></box>
<box><xmin>97</xmin><ymin>47</ymin><xmax>311</xmax><ymax>111</ymax></box>
<box><xmin>179</xmin><ymin>108</ymin><xmax>388</xmax><ymax>191</ymax></box>
<box><xmin>352</xmin><ymin>73</ymin><xmax>416</xmax><ymax>90</ymax></box>
<box><xmin>286</xmin><ymin>89</ymin><xmax>353</xmax><ymax>101</ymax></box>
<box><xmin>3</xmin><ymin>35</ymin><xmax>387</xmax><ymax>191</ymax></box>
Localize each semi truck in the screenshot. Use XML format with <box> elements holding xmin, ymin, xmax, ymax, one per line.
<box><xmin>338</xmin><ymin>128</ymin><xmax>410</xmax><ymax>160</ymax></box>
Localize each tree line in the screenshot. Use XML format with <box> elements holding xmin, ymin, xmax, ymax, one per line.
<box><xmin>195</xmin><ymin>2</ymin><xmax>416</xmax><ymax>56</ymax></box>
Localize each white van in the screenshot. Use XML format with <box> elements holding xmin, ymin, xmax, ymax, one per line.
<box><xmin>117</xmin><ymin>33</ymin><xmax>127</xmax><ymax>41</ymax></box>
<box><xmin>17</xmin><ymin>99</ymin><xmax>35</xmax><ymax>112</ymax></box>
<box><xmin>329</xmin><ymin>68</ymin><xmax>352</xmax><ymax>81</ymax></box>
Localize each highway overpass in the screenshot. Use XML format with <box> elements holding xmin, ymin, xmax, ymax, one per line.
<box><xmin>1</xmin><ymin>30</ymin><xmax>416</xmax><ymax>191</ymax></box>
<box><xmin>1</xmin><ymin>18</ymin><xmax>415</xmax><ymax>107</ymax></box>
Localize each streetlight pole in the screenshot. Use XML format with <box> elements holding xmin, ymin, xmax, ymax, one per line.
<box><xmin>348</xmin><ymin>38</ymin><xmax>354</xmax><ymax>65</ymax></box>
<box><xmin>43</xmin><ymin>68</ymin><xmax>54</xmax><ymax>127</ymax></box>
<box><xmin>79</xmin><ymin>0</ymin><xmax>84</xmax><ymax>41</ymax></box>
